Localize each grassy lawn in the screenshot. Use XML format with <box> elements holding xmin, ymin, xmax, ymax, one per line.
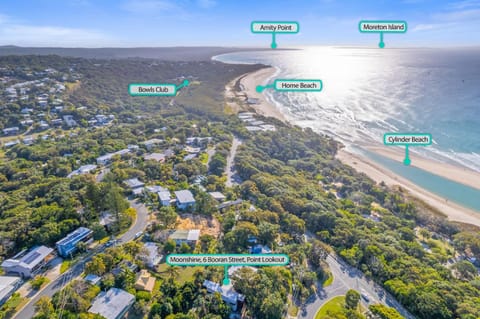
<box><xmin>288</xmin><ymin>303</ymin><xmax>299</xmax><ymax>317</ymax></box>
<box><xmin>322</xmin><ymin>272</ymin><xmax>334</xmax><ymax>287</ymax></box>
<box><xmin>199</xmin><ymin>152</ymin><xmax>209</xmax><ymax>165</ymax></box>
<box><xmin>315</xmin><ymin>296</ymin><xmax>345</xmax><ymax>319</ymax></box>
<box><xmin>0</xmin><ymin>293</ymin><xmax>27</xmax><ymax>319</ymax></box>
<box><xmin>60</xmin><ymin>260</ymin><xmax>72</xmax><ymax>274</ymax></box>
<box><xmin>157</xmin><ymin>264</ymin><xmax>201</xmax><ymax>284</ymax></box>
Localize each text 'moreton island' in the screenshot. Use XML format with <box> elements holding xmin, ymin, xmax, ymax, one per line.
<box><xmin>359</xmin><ymin>21</ymin><xmax>407</xmax><ymax>33</ymax></box>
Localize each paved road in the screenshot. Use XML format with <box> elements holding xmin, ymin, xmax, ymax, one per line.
<box><xmin>225</xmin><ymin>136</ymin><xmax>242</xmax><ymax>187</ymax></box>
<box><xmin>299</xmin><ymin>254</ymin><xmax>416</xmax><ymax>319</ymax></box>
<box><xmin>13</xmin><ymin>199</ymin><xmax>149</xmax><ymax>319</ymax></box>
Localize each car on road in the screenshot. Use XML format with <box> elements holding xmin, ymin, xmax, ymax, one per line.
<box><xmin>134</xmin><ymin>231</ymin><xmax>143</xmax><ymax>239</ymax></box>
<box><xmin>361</xmin><ymin>289</ymin><xmax>371</xmax><ymax>302</ymax></box>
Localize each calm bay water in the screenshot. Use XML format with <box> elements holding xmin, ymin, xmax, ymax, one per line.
<box><xmin>214</xmin><ymin>47</ymin><xmax>480</xmax><ymax>173</ymax></box>
<box><xmin>214</xmin><ymin>47</ymin><xmax>480</xmax><ymax>211</ymax></box>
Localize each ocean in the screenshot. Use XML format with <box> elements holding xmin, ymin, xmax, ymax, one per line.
<box><xmin>213</xmin><ymin>47</ymin><xmax>480</xmax><ymax>173</ymax></box>
<box><xmin>213</xmin><ymin>47</ymin><xmax>480</xmax><ymax>212</ymax></box>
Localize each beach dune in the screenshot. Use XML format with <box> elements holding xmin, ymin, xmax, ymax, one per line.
<box><xmin>233</xmin><ymin>66</ymin><xmax>480</xmax><ymax>227</ymax></box>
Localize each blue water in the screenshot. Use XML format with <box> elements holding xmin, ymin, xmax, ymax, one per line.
<box><xmin>213</xmin><ymin>47</ymin><xmax>480</xmax><ymax>212</ymax></box>
<box><xmin>364</xmin><ymin>150</ymin><xmax>480</xmax><ymax>212</ymax></box>
<box><xmin>214</xmin><ymin>47</ymin><xmax>480</xmax><ymax>173</ymax></box>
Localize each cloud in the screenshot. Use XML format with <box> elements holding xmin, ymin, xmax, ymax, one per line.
<box><xmin>434</xmin><ymin>8</ymin><xmax>480</xmax><ymax>21</ymax></box>
<box><xmin>448</xmin><ymin>0</ymin><xmax>480</xmax><ymax>9</ymax></box>
<box><xmin>411</xmin><ymin>22</ymin><xmax>457</xmax><ymax>32</ymax></box>
<box><xmin>197</xmin><ymin>0</ymin><xmax>216</xmax><ymax>8</ymax></box>
<box><xmin>0</xmin><ymin>13</ymin><xmax>115</xmax><ymax>47</ymax></box>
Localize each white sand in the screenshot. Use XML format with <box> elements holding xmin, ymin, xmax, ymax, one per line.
<box><xmin>337</xmin><ymin>149</ymin><xmax>480</xmax><ymax>227</ymax></box>
<box><xmin>236</xmin><ymin>66</ymin><xmax>480</xmax><ymax>227</ymax></box>
<box><xmin>238</xmin><ymin>67</ymin><xmax>286</xmax><ymax>121</ymax></box>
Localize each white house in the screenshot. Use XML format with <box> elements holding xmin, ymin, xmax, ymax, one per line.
<box><xmin>88</xmin><ymin>288</ymin><xmax>135</xmax><ymax>319</ymax></box>
<box><xmin>174</xmin><ymin>190</ymin><xmax>195</xmax><ymax>210</ymax></box>
<box><xmin>1</xmin><ymin>246</ymin><xmax>54</xmax><ymax>278</ymax></box>
<box><xmin>158</xmin><ymin>191</ymin><xmax>172</xmax><ymax>206</ymax></box>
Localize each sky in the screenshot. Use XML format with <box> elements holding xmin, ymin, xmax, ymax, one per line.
<box><xmin>0</xmin><ymin>0</ymin><xmax>479</xmax><ymax>47</ymax></box>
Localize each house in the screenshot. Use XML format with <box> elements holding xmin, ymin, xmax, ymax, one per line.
<box><xmin>124</xmin><ymin>178</ymin><xmax>145</xmax><ymax>189</ymax></box>
<box><xmin>203</xmin><ymin>280</ymin><xmax>245</xmax><ymax>311</ymax></box>
<box><xmin>124</xmin><ymin>178</ymin><xmax>145</xmax><ymax>196</ymax></box>
<box><xmin>142</xmin><ymin>138</ymin><xmax>164</xmax><ymax>151</ymax></box>
<box><xmin>209</xmin><ymin>192</ymin><xmax>226</xmax><ymax>202</ymax></box>
<box><xmin>145</xmin><ymin>185</ymin><xmax>167</xmax><ymax>194</ymax></box>
<box><xmin>96</xmin><ymin>154</ymin><xmax>114</xmax><ymax>166</ymax></box>
<box><xmin>56</xmin><ymin>227</ymin><xmax>93</xmax><ymax>258</ymax></box>
<box><xmin>260</xmin><ymin>124</ymin><xmax>276</xmax><ymax>131</ymax></box>
<box><xmin>88</xmin><ymin>288</ymin><xmax>135</xmax><ymax>319</ymax></box>
<box><xmin>22</xmin><ymin>136</ymin><xmax>34</xmax><ymax>145</ymax></box>
<box><xmin>183</xmin><ymin>154</ymin><xmax>197</xmax><ymax>161</ymax></box>
<box><xmin>51</xmin><ymin>119</ymin><xmax>63</xmax><ymax>126</ymax></box>
<box><xmin>63</xmin><ymin>115</ymin><xmax>77</xmax><ymax>127</ymax></box>
<box><xmin>142</xmin><ymin>242</ymin><xmax>162</xmax><ymax>268</ymax></box>
<box><xmin>184</xmin><ymin>146</ymin><xmax>201</xmax><ymax>154</ymax></box>
<box><xmin>250</xmin><ymin>244</ymin><xmax>272</xmax><ymax>254</ymax></box>
<box><xmin>39</xmin><ymin>121</ymin><xmax>49</xmax><ymax>130</ymax></box>
<box><xmin>144</xmin><ymin>153</ymin><xmax>165</xmax><ymax>162</ymax></box>
<box><xmin>186</xmin><ymin>137</ymin><xmax>212</xmax><ymax>147</ymax></box>
<box><xmin>99</xmin><ymin>212</ymin><xmax>116</xmax><ymax>231</ymax></box>
<box><xmin>67</xmin><ymin>164</ymin><xmax>97</xmax><ymax>178</ymax></box>
<box><xmin>111</xmin><ymin>261</ymin><xmax>138</xmax><ymax>277</ymax></box>
<box><xmin>169</xmin><ymin>229</ymin><xmax>200</xmax><ymax>246</ymax></box>
<box><xmin>20</xmin><ymin>120</ymin><xmax>34</xmax><ymax>126</ymax></box>
<box><xmin>127</xmin><ymin>144</ymin><xmax>139</xmax><ymax>151</ymax></box>
<box><xmin>96</xmin><ymin>149</ymin><xmax>130</xmax><ymax>165</ymax></box>
<box><xmin>84</xmin><ymin>274</ymin><xmax>102</xmax><ymax>286</ymax></box>
<box><xmin>0</xmin><ymin>276</ymin><xmax>22</xmax><ymax>306</ymax></box>
<box><xmin>134</xmin><ymin>270</ymin><xmax>156</xmax><ymax>292</ymax></box>
<box><xmin>1</xmin><ymin>246</ymin><xmax>54</xmax><ymax>278</ymax></box>
<box><xmin>217</xmin><ymin>199</ymin><xmax>243</xmax><ymax>211</ymax></box>
<box><xmin>174</xmin><ymin>190</ymin><xmax>196</xmax><ymax>210</ymax></box>
<box><xmin>158</xmin><ymin>191</ymin><xmax>172</xmax><ymax>207</ymax></box>
<box><xmin>3</xmin><ymin>140</ymin><xmax>20</xmax><ymax>148</ymax></box>
<box><xmin>2</xmin><ymin>127</ymin><xmax>19</xmax><ymax>135</ymax></box>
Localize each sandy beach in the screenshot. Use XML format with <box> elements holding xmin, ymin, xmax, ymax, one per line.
<box><xmin>337</xmin><ymin>149</ymin><xmax>480</xmax><ymax>227</ymax></box>
<box><xmin>366</xmin><ymin>146</ymin><xmax>480</xmax><ymax>191</ymax></box>
<box><xmin>226</xmin><ymin>66</ymin><xmax>286</xmax><ymax>122</ymax></box>
<box><xmin>234</xmin><ymin>66</ymin><xmax>480</xmax><ymax>227</ymax></box>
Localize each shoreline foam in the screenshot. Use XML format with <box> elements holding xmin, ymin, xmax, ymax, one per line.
<box><xmin>236</xmin><ymin>66</ymin><xmax>480</xmax><ymax>227</ymax></box>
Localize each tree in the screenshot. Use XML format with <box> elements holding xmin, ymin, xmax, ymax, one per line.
<box><xmin>369</xmin><ymin>304</ymin><xmax>404</xmax><ymax>319</ymax></box>
<box><xmin>85</xmin><ymin>256</ymin><xmax>106</xmax><ymax>276</ymax></box>
<box><xmin>164</xmin><ymin>239</ymin><xmax>176</xmax><ymax>254</ymax></box>
<box><xmin>101</xmin><ymin>273</ymin><xmax>115</xmax><ymax>291</ymax></box>
<box><xmin>34</xmin><ymin>296</ymin><xmax>57</xmax><ymax>319</ymax></box>
<box><xmin>165</xmin><ymin>266</ymin><xmax>180</xmax><ymax>279</ymax></box>
<box><xmin>91</xmin><ymin>223</ymin><xmax>108</xmax><ymax>240</ymax></box>
<box><xmin>453</xmin><ymin>260</ymin><xmax>478</xmax><ymax>281</ymax></box>
<box><xmin>345</xmin><ymin>289</ymin><xmax>360</xmax><ymax>310</ymax></box>
<box><xmin>104</xmin><ymin>183</ymin><xmax>128</xmax><ymax>231</ymax></box>
<box><xmin>259</xmin><ymin>291</ymin><xmax>284</xmax><ymax>319</ymax></box>
<box><xmin>31</xmin><ymin>276</ymin><xmax>49</xmax><ymax>290</ymax></box>
<box><xmin>158</xmin><ymin>206</ymin><xmax>178</xmax><ymax>229</ymax></box>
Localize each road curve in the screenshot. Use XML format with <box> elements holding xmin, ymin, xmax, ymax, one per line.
<box><xmin>13</xmin><ymin>199</ymin><xmax>149</xmax><ymax>319</ymax></box>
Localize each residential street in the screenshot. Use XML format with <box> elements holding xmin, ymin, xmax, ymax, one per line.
<box><xmin>225</xmin><ymin>135</ymin><xmax>242</xmax><ymax>187</ymax></box>
<box><xmin>13</xmin><ymin>199</ymin><xmax>149</xmax><ymax>319</ymax></box>
<box><xmin>299</xmin><ymin>254</ymin><xmax>416</xmax><ymax>319</ymax></box>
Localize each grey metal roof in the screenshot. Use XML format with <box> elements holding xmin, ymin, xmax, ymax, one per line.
<box><xmin>88</xmin><ymin>288</ymin><xmax>134</xmax><ymax>319</ymax></box>
<box><xmin>174</xmin><ymin>190</ymin><xmax>195</xmax><ymax>204</ymax></box>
